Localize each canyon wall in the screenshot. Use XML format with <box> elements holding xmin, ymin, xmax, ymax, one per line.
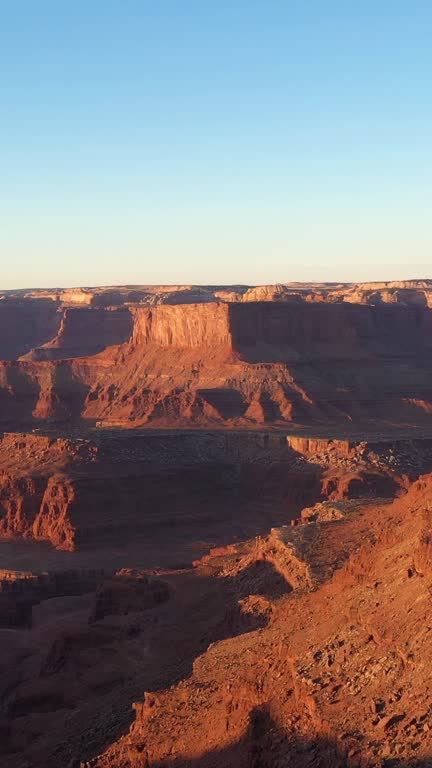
<box><xmin>131</xmin><ymin>302</ymin><xmax>233</xmax><ymax>348</ymax></box>
<box><xmin>0</xmin><ymin>567</ymin><xmax>108</xmax><ymax>627</ymax></box>
<box><xmin>0</xmin><ymin>299</ymin><xmax>432</xmax><ymax>428</ymax></box>
<box><xmin>0</xmin><ymin>299</ymin><xmax>61</xmax><ymax>359</ymax></box>
<box><xmin>0</xmin><ymin>430</ymin><xmax>429</xmax><ymax>553</ymax></box>
<box><xmin>228</xmin><ymin>301</ymin><xmax>432</xmax><ymax>361</ymax></box>
<box><xmin>0</xmin><ymin>432</ymin><xmax>323</xmax><ymax>551</ymax></box>
<box><xmin>24</xmin><ymin>307</ymin><xmax>134</xmax><ymax>360</ymax></box>
<box><xmin>122</xmin><ymin>300</ymin><xmax>432</xmax><ymax>361</ymax></box>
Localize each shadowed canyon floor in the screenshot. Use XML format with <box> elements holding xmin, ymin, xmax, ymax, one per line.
<box><xmin>3</xmin><ymin>283</ymin><xmax>432</xmax><ymax>766</ymax></box>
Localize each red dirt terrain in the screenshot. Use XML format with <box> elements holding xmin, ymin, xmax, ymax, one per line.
<box><xmin>2</xmin><ymin>282</ymin><xmax>432</xmax><ymax>767</ymax></box>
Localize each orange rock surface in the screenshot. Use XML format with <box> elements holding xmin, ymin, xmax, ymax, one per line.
<box><xmin>1</xmin><ymin>292</ymin><xmax>432</xmax><ymax>428</ymax></box>
<box><xmin>1</xmin><ymin>282</ymin><xmax>432</xmax><ymax>767</ymax></box>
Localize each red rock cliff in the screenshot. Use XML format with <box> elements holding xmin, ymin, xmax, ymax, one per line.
<box><xmin>131</xmin><ymin>302</ymin><xmax>233</xmax><ymax>348</ymax></box>
<box><xmin>1</xmin><ymin>301</ymin><xmax>432</xmax><ymax>428</ymax></box>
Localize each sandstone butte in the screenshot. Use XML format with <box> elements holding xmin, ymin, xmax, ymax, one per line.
<box><xmin>2</xmin><ymin>282</ymin><xmax>432</xmax><ymax>766</ymax></box>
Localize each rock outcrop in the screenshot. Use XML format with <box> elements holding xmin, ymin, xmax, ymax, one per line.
<box><xmin>0</xmin><ymin>429</ymin><xmax>430</xmax><ymax>553</ymax></box>
<box><xmin>1</xmin><ymin>299</ymin><xmax>432</xmax><ymax>428</ymax></box>
<box><xmin>22</xmin><ymin>307</ymin><xmax>134</xmax><ymax>360</ymax></box>
<box><xmin>2</xmin><ymin>282</ymin><xmax>432</xmax><ymax>767</ymax></box>
<box><xmin>0</xmin><ymin>568</ymin><xmax>108</xmax><ymax>627</ymax></box>
<box><xmin>0</xmin><ymin>299</ymin><xmax>61</xmax><ymax>359</ymax></box>
<box><xmin>78</xmin><ymin>473</ymin><xmax>432</xmax><ymax>768</ymax></box>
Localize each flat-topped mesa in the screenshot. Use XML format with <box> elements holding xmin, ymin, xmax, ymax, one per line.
<box><xmin>3</xmin><ymin>296</ymin><xmax>432</xmax><ymax>362</ymax></box>
<box><xmin>127</xmin><ymin>300</ymin><xmax>432</xmax><ymax>359</ymax></box>
<box><xmin>3</xmin><ymin>300</ymin><xmax>432</xmax><ymax>428</ymax></box>
<box><xmin>351</xmin><ymin>279</ymin><xmax>432</xmax><ymax>290</ymax></box>
<box><xmin>130</xmin><ymin>302</ymin><xmax>234</xmax><ymax>348</ymax></box>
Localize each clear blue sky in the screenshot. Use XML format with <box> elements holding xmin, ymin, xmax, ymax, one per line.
<box><xmin>1</xmin><ymin>1</ymin><xmax>432</xmax><ymax>288</ymax></box>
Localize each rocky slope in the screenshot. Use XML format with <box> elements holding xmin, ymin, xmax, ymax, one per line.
<box><xmin>82</xmin><ymin>474</ymin><xmax>432</xmax><ymax>768</ymax></box>
<box><xmin>2</xmin><ymin>468</ymin><xmax>432</xmax><ymax>766</ymax></box>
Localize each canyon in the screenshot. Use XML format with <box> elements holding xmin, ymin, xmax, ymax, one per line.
<box><xmin>2</xmin><ymin>282</ymin><xmax>432</xmax><ymax>767</ymax></box>
<box><xmin>2</xmin><ymin>285</ymin><xmax>432</xmax><ymax>429</ymax></box>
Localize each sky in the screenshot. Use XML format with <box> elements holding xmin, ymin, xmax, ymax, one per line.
<box><xmin>1</xmin><ymin>1</ymin><xmax>432</xmax><ymax>288</ymax></box>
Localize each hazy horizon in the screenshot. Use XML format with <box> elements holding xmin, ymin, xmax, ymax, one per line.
<box><xmin>2</xmin><ymin>1</ymin><xmax>432</xmax><ymax>288</ymax></box>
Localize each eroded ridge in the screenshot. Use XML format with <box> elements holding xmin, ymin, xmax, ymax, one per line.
<box><xmin>82</xmin><ymin>475</ymin><xmax>432</xmax><ymax>768</ymax></box>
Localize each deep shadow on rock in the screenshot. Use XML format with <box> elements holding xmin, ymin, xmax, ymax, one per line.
<box><xmin>93</xmin><ymin>707</ymin><xmax>432</xmax><ymax>768</ymax></box>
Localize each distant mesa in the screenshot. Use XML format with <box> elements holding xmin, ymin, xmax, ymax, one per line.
<box><xmin>0</xmin><ymin>280</ymin><xmax>432</xmax><ymax>429</ymax></box>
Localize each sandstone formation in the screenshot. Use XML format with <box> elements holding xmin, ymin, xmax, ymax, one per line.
<box><xmin>82</xmin><ymin>475</ymin><xmax>432</xmax><ymax>768</ymax></box>
<box><xmin>2</xmin><ymin>469</ymin><xmax>432</xmax><ymax>766</ymax></box>
<box><xmin>2</xmin><ymin>281</ymin><xmax>432</xmax><ymax>767</ymax></box>
<box><xmin>0</xmin><ymin>429</ymin><xmax>428</xmax><ymax>554</ymax></box>
<box><xmin>0</xmin><ymin>567</ymin><xmax>109</xmax><ymax>628</ymax></box>
<box><xmin>22</xmin><ymin>307</ymin><xmax>134</xmax><ymax>361</ymax></box>
<box><xmin>0</xmin><ymin>298</ymin><xmax>61</xmax><ymax>359</ymax></box>
<box><xmin>5</xmin><ymin>279</ymin><xmax>432</xmax><ymax>309</ymax></box>
<box><xmin>1</xmin><ymin>293</ymin><xmax>432</xmax><ymax>428</ymax></box>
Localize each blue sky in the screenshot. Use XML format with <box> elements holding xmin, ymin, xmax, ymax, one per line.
<box><xmin>1</xmin><ymin>1</ymin><xmax>431</xmax><ymax>288</ymax></box>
